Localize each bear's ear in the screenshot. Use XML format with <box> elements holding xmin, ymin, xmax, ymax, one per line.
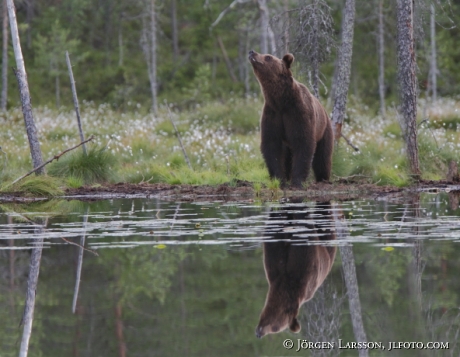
<box><xmin>283</xmin><ymin>53</ymin><xmax>294</xmax><ymax>69</ymax></box>
<box><xmin>289</xmin><ymin>318</ymin><xmax>301</xmax><ymax>333</ymax></box>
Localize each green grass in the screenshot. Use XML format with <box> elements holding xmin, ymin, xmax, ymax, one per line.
<box><xmin>4</xmin><ymin>175</ymin><xmax>64</xmax><ymax>197</ymax></box>
<box><xmin>0</xmin><ymin>97</ymin><xmax>459</xmax><ymax>196</ymax></box>
<box><xmin>48</xmin><ymin>145</ymin><xmax>117</xmax><ymax>184</ymax></box>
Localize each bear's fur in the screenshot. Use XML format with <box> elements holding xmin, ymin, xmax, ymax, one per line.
<box><xmin>255</xmin><ymin>201</ymin><xmax>336</xmax><ymax>338</ymax></box>
<box><xmin>248</xmin><ymin>50</ymin><xmax>333</xmax><ymax>187</ymax></box>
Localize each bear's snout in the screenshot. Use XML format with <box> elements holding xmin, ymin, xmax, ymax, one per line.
<box><xmin>255</xmin><ymin>326</ymin><xmax>264</xmax><ymax>339</ymax></box>
<box><xmin>248</xmin><ymin>50</ymin><xmax>259</xmax><ymax>62</ymax></box>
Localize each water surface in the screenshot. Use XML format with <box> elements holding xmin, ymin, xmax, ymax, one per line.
<box><xmin>0</xmin><ymin>192</ymin><xmax>459</xmax><ymax>356</ymax></box>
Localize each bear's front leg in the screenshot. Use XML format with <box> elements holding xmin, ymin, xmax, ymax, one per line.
<box><xmin>288</xmin><ymin>136</ymin><xmax>315</xmax><ymax>188</ymax></box>
<box><xmin>260</xmin><ymin>109</ymin><xmax>286</xmax><ymax>185</ymax></box>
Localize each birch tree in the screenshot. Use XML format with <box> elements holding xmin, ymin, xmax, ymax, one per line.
<box><xmin>377</xmin><ymin>0</ymin><xmax>386</xmax><ymax>117</ymax></box>
<box><xmin>141</xmin><ymin>0</ymin><xmax>158</xmax><ymax>115</ymax></box>
<box><xmin>259</xmin><ymin>0</ymin><xmax>269</xmax><ymax>53</ymax></box>
<box><xmin>429</xmin><ymin>3</ymin><xmax>437</xmax><ymax>102</ymax></box>
<box><xmin>7</xmin><ymin>0</ymin><xmax>44</xmax><ymax>174</ymax></box>
<box><xmin>396</xmin><ymin>0</ymin><xmax>420</xmax><ymax>176</ymax></box>
<box><xmin>257</xmin><ymin>0</ymin><xmax>276</xmax><ymax>54</ymax></box>
<box><xmin>1</xmin><ymin>0</ymin><xmax>8</xmax><ymax>111</ymax></box>
<box><xmin>331</xmin><ymin>0</ymin><xmax>356</xmax><ymax>141</ymax></box>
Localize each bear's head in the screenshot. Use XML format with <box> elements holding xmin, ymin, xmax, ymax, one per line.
<box><xmin>255</xmin><ymin>294</ymin><xmax>301</xmax><ymax>339</ymax></box>
<box><xmin>248</xmin><ymin>50</ymin><xmax>294</xmax><ymax>95</ymax></box>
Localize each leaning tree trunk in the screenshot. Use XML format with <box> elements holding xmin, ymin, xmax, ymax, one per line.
<box><xmin>377</xmin><ymin>0</ymin><xmax>386</xmax><ymax>118</ymax></box>
<box><xmin>1</xmin><ymin>0</ymin><xmax>8</xmax><ymax>111</ymax></box>
<box><xmin>7</xmin><ymin>0</ymin><xmax>44</xmax><ymax>173</ymax></box>
<box><xmin>396</xmin><ymin>0</ymin><xmax>420</xmax><ymax>176</ymax></box>
<box><xmin>331</xmin><ymin>0</ymin><xmax>355</xmax><ymax>142</ymax></box>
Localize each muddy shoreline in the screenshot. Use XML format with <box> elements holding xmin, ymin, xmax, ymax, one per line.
<box><xmin>1</xmin><ymin>180</ymin><xmax>459</xmax><ymax>203</ymax></box>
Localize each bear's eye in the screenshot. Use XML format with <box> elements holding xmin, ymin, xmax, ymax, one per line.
<box><xmin>265</xmin><ymin>56</ymin><xmax>271</xmax><ymax>61</ymax></box>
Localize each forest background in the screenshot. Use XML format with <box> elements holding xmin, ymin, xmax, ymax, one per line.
<box><xmin>2</xmin><ymin>0</ymin><xmax>460</xmax><ymax>190</ymax></box>
<box><xmin>1</xmin><ymin>0</ymin><xmax>456</xmax><ymax>111</ymax></box>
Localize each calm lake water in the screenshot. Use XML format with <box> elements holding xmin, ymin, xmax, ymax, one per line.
<box><xmin>1</xmin><ymin>192</ymin><xmax>459</xmax><ymax>356</ymax></box>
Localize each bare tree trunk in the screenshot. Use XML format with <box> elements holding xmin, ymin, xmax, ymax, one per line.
<box><xmin>283</xmin><ymin>0</ymin><xmax>289</xmax><ymax>54</ymax></box>
<box><xmin>66</xmin><ymin>51</ymin><xmax>87</xmax><ymax>155</ymax></box>
<box><xmin>171</xmin><ymin>0</ymin><xmax>179</xmax><ymax>61</ymax></box>
<box><xmin>311</xmin><ymin>0</ymin><xmax>319</xmax><ymax>98</ymax></box>
<box><xmin>149</xmin><ymin>0</ymin><xmax>157</xmax><ymax>115</ymax></box>
<box><xmin>396</xmin><ymin>0</ymin><xmax>420</xmax><ymax>176</ymax></box>
<box><xmin>141</xmin><ymin>0</ymin><xmax>158</xmax><ymax>115</ymax></box>
<box><xmin>377</xmin><ymin>0</ymin><xmax>386</xmax><ymax>118</ymax></box>
<box><xmin>430</xmin><ymin>3</ymin><xmax>437</xmax><ymax>102</ymax></box>
<box><xmin>258</xmin><ymin>0</ymin><xmax>269</xmax><ymax>53</ymax></box>
<box><xmin>1</xmin><ymin>0</ymin><xmax>8</xmax><ymax>111</ymax></box>
<box><xmin>331</xmin><ymin>0</ymin><xmax>355</xmax><ymax>142</ymax></box>
<box><xmin>7</xmin><ymin>0</ymin><xmax>44</xmax><ymax>174</ymax></box>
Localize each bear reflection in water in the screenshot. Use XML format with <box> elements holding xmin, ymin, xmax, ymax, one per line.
<box><xmin>255</xmin><ymin>201</ymin><xmax>336</xmax><ymax>339</ymax></box>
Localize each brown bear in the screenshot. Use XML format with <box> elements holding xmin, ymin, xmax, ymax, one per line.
<box><xmin>255</xmin><ymin>201</ymin><xmax>336</xmax><ymax>338</ymax></box>
<box><xmin>248</xmin><ymin>50</ymin><xmax>333</xmax><ymax>188</ymax></box>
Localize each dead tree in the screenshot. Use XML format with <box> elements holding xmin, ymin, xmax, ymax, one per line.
<box><xmin>66</xmin><ymin>51</ymin><xmax>87</xmax><ymax>155</ymax></box>
<box><xmin>271</xmin><ymin>1</ymin><xmax>334</xmax><ymax>99</ymax></box>
<box><xmin>7</xmin><ymin>0</ymin><xmax>44</xmax><ymax>174</ymax></box>
<box><xmin>396</xmin><ymin>0</ymin><xmax>420</xmax><ymax>176</ymax></box>
<box><xmin>331</xmin><ymin>0</ymin><xmax>356</xmax><ymax>142</ymax></box>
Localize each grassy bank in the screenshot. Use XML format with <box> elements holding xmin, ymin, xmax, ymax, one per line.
<box><xmin>1</xmin><ymin>96</ymin><xmax>459</xmax><ymax>194</ymax></box>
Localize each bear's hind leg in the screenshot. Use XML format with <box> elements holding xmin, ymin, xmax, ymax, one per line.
<box><xmin>312</xmin><ymin>126</ymin><xmax>333</xmax><ymax>182</ymax></box>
